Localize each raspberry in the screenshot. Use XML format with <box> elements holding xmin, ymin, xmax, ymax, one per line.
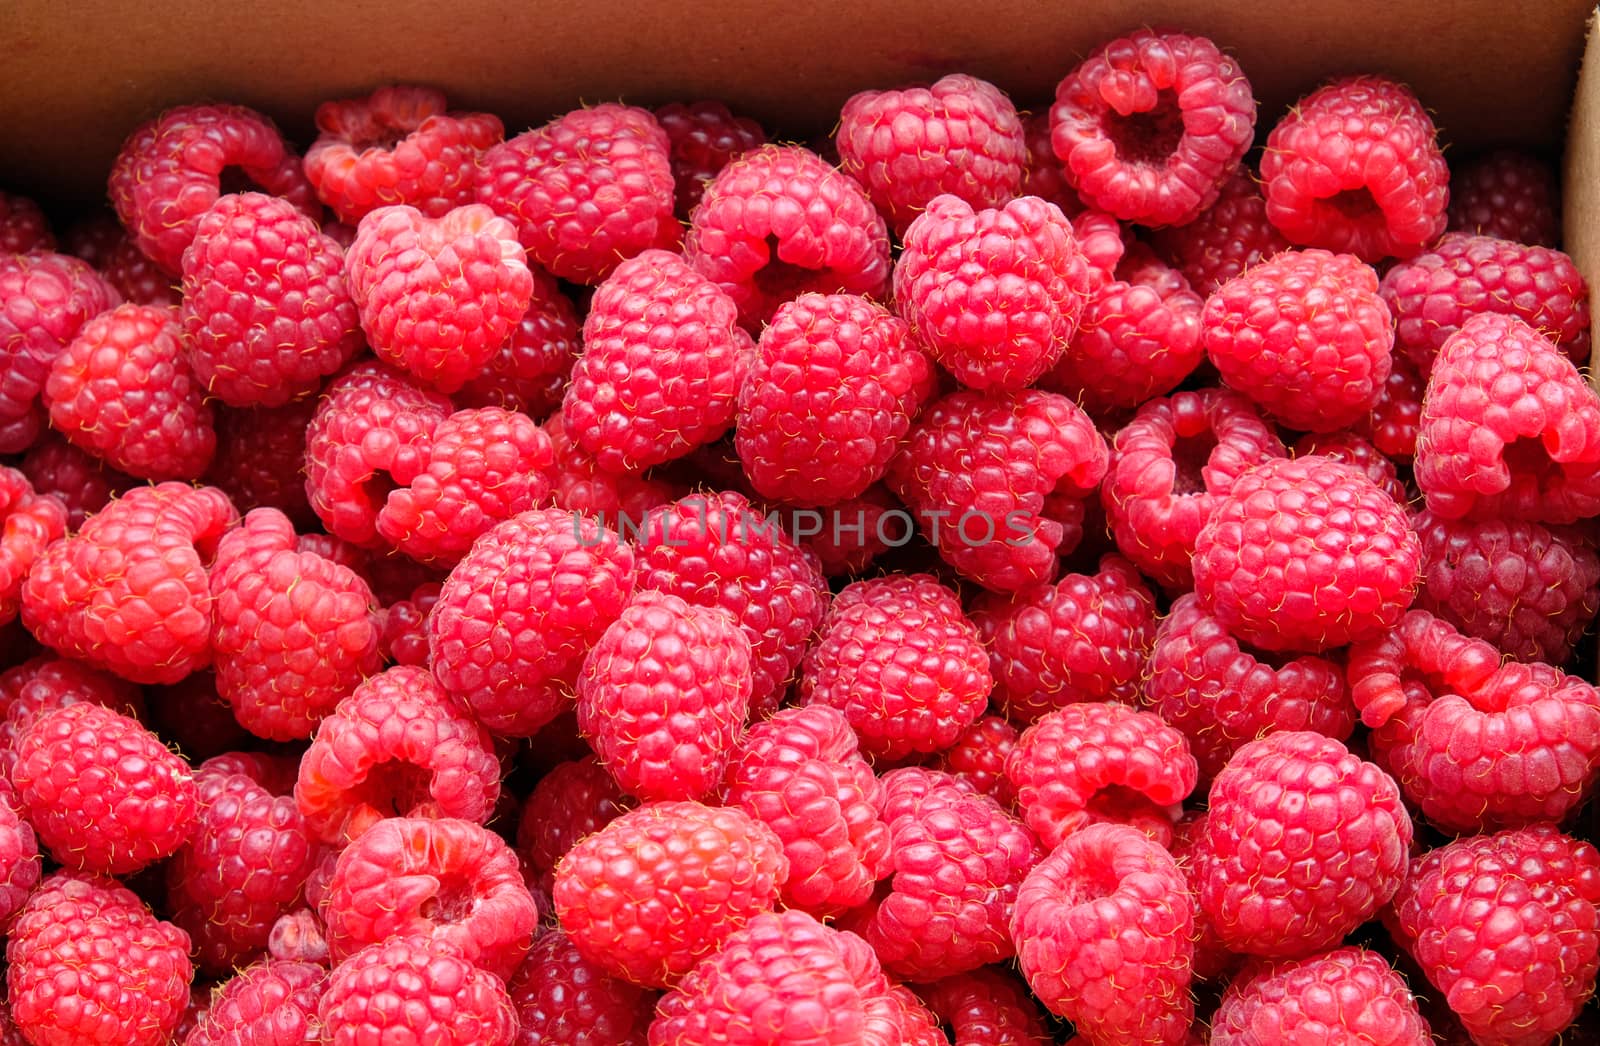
<box><xmin>794</xmin><ymin>484</ymin><xmax>903</xmax><ymax>577</ymax></box>
<box><xmin>872</xmin><ymin>984</ymin><xmax>949</xmax><ymax>1045</ymax></box>
<box><xmin>932</xmin><ymin>714</ymin><xmax>1020</xmax><ymax>808</ymax></box>
<box><xmin>1143</xmin><ymin>593</ymin><xmax>1356</xmax><ymax>783</ymax></box>
<box><xmin>515</xmin><ymin>755</ymin><xmax>634</xmax><ymax>895</ymax></box>
<box><xmin>305</xmin><ymin>85</ymin><xmax>503</xmax><ymax>224</ymax></box>
<box><xmin>917</xmin><ymin>967</ymin><xmax>1053</xmax><ymax>1046</ymax></box>
<box><xmin>1347</xmin><ymin>609</ymin><xmax>1600</xmax><ymax>832</ymax></box>
<box><xmin>145</xmin><ymin>674</ymin><xmax>253</xmax><ymax>763</ymax></box>
<box><xmin>971</xmin><ymin>555</ymin><xmax>1157</xmax><ymax>722</ymax></box>
<box><xmin>204</xmin><ymin>396</ymin><xmax>320</xmax><ymax>529</ymax></box>
<box><xmin>1390</xmin><ymin>826</ymin><xmax>1600</xmax><ymax>1046</ymax></box>
<box><xmin>317</xmin><ymin>935</ymin><xmax>516</xmax><ymax>1046</ymax></box>
<box><xmin>1381</xmin><ymin>232</ymin><xmax>1591</xmax><ymax>370</ymax></box>
<box><xmin>1149</xmin><ymin>167</ymin><xmax>1290</xmax><ymax>295</ymax></box>
<box><xmin>1011</xmin><ymin>822</ymin><xmax>1194</xmax><ymax>1043</ymax></box>
<box><xmin>477</xmin><ymin>103</ymin><xmax>677</xmax><ymax>284</ymax></box>
<box><xmin>17</xmin><ymin>432</ymin><xmax>131</xmax><ymax>529</ymax></box>
<box><xmin>0</xmin><ymin>191</ymin><xmax>52</xmax><ymax>254</ymax></box>
<box><xmin>102</xmin><ymin>233</ymin><xmax>179</xmax><ymax>306</ymax></box>
<box><xmin>0</xmin><ymin>468</ymin><xmax>65</xmax><ymax>628</ymax></box>
<box><xmin>1360</xmin><ymin>354</ymin><xmax>1427</xmax><ymax>461</ymax></box>
<box><xmin>1448</xmin><ymin>150</ymin><xmax>1560</xmax><ymax>247</ymax></box>
<box><xmin>544</xmin><ymin>411</ymin><xmax>682</xmax><ymax>517</ymax></box>
<box><xmin>799</xmin><ymin>573</ymin><xmax>990</xmax><ymax>762</ymax></box>
<box><xmin>1169</xmin><ymin>811</ymin><xmax>1237</xmax><ymax>984</ymax></box>
<box><xmin>1261</xmin><ymin>76</ymin><xmax>1448</xmax><ymax>261</ymax></box>
<box><xmin>21</xmin><ymin>483</ymin><xmax>237</xmax><ymax>683</ymax></box>
<box><xmin>323</xmin><ymin>816</ymin><xmax>537</xmax><ymax>980</ymax></box>
<box><xmin>0</xmin><ymin>655</ymin><xmax>143</xmax><ymax>788</ymax></box>
<box><xmin>683</xmin><ymin>144</ymin><xmax>891</xmax><ymax>327</ymax></box>
<box><xmin>1049</xmin><ymin>29</ymin><xmax>1255</xmax><ymax>227</ymax></box>
<box><xmin>6</xmin><ymin>873</ymin><xmax>193</xmax><ymax>1046</ymax></box>
<box><xmin>1073</xmin><ymin>207</ymin><xmax>1127</xmax><ymax>285</ymax></box>
<box><xmin>1415</xmin><ymin>313</ymin><xmax>1600</xmax><ymax>523</ymax></box>
<box><xmin>655</xmin><ymin>100</ymin><xmax>766</xmax><ymax>216</ymax></box>
<box><xmin>1210</xmin><ymin>948</ymin><xmax>1431</xmax><ymax>1046</ymax></box>
<box><xmin>886</xmin><ymin>388</ymin><xmax>1108</xmax><ymax>592</ymax></box>
<box><xmin>108</xmin><ymin>103</ymin><xmax>317</xmax><ymax>274</ymax></box>
<box><xmin>430</xmin><ymin>507</ymin><xmax>637</xmax><ymax>736</ymax></box>
<box><xmin>1291</xmin><ymin>429</ymin><xmax>1408</xmax><ymax>504</ymax></box>
<box><xmin>454</xmin><ymin>266</ymin><xmax>580</xmax><ymax>417</ymax></box>
<box><xmin>1019</xmin><ymin>111</ymin><xmax>1082</xmax><ymax>214</ymax></box>
<box><xmin>0</xmin><ymin>797</ymin><xmax>38</xmax><ymax>927</ymax></box>
<box><xmin>1101</xmin><ymin>388</ymin><xmax>1287</xmax><ymax>590</ymax></box>
<box><xmin>561</xmin><ymin>249</ymin><xmax>752</xmax><ymax>473</ymax></box>
<box><xmin>1007</xmin><ymin>701</ymin><xmax>1196</xmax><ymax>848</ymax></box>
<box><xmin>1193</xmin><ymin>455</ymin><xmax>1421</xmax><ymax>652</ymax></box>
<box><xmin>836</xmin><ymin>73</ymin><xmax>1026</xmax><ymax>235</ymax></box>
<box><xmin>508</xmin><ymin>929</ymin><xmax>656</xmax><ymax>1046</ymax></box>
<box><xmin>737</xmin><ymin>292</ymin><xmax>933</xmax><ymax>505</ymax></box>
<box><xmin>1200</xmin><ymin>731</ymin><xmax>1412</xmax><ymax>959</ymax></box>
<box><xmin>376</xmin><ymin>580</ymin><xmax>438</xmax><ymax>667</ymax></box>
<box><xmin>294</xmin><ymin>665</ymin><xmax>501</xmax><ymax>844</ymax></box>
<box><xmin>895</xmin><ymin>194</ymin><xmax>1090</xmax><ymax>390</ymax></box>
<box><xmin>184</xmin><ymin>959</ymin><xmax>326</xmax><ymax>1046</ymax></box>
<box><xmin>345</xmin><ymin>203</ymin><xmax>535</xmax><ymax>393</ymax></box>
<box><xmin>553</xmin><ymin>800</ymin><xmax>788</xmax><ymax>988</ymax></box>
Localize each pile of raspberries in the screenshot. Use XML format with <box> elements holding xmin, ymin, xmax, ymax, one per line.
<box><xmin>0</xmin><ymin>24</ymin><xmax>1598</xmax><ymax>1046</ymax></box>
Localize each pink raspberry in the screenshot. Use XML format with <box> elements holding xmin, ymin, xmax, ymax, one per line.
<box><xmin>1050</xmin><ymin>29</ymin><xmax>1255</xmax><ymax>227</ymax></box>
<box><xmin>305</xmin><ymin>85</ymin><xmax>503</xmax><ymax>224</ymax></box>
<box><xmin>918</xmin><ymin>967</ymin><xmax>1054</xmax><ymax>1046</ymax></box>
<box><xmin>184</xmin><ymin>959</ymin><xmax>326</xmax><ymax>1046</ymax></box>
<box><xmin>318</xmin><ymin>935</ymin><xmax>516</xmax><ymax>1046</ymax></box>
<box><xmin>509</xmin><ymin>929</ymin><xmax>656</xmax><ymax>1046</ymax></box>
<box><xmin>205</xmin><ymin>397</ymin><xmax>321</xmax><ymax>529</ymax></box>
<box><xmin>836</xmin><ymin>73</ymin><xmax>1026</xmax><ymax>235</ymax></box>
<box><xmin>683</xmin><ymin>144</ymin><xmax>891</xmax><ymax>327</ymax></box>
<box><xmin>1072</xmin><ymin>207</ymin><xmax>1127</xmax><ymax>285</ymax></box>
<box><xmin>1261</xmin><ymin>76</ymin><xmax>1448</xmax><ymax>261</ymax></box>
<box><xmin>1360</xmin><ymin>354</ymin><xmax>1427</xmax><ymax>461</ymax></box>
<box><xmin>894</xmin><ymin>194</ymin><xmax>1090</xmax><ymax>390</ymax></box>
<box><xmin>0</xmin><ymin>468</ymin><xmax>65</xmax><ymax>627</ymax></box>
<box><xmin>1210</xmin><ymin>948</ymin><xmax>1431</xmax><ymax>1046</ymax></box>
<box><xmin>477</xmin><ymin>103</ymin><xmax>677</xmax><ymax>284</ymax></box>
<box><xmin>346</xmin><ymin>203</ymin><xmax>535</xmax><ymax>393</ymax></box>
<box><xmin>515</xmin><ymin>755</ymin><xmax>635</xmax><ymax>895</ymax></box>
<box><xmin>18</xmin><ymin>432</ymin><xmax>131</xmax><ymax>529</ymax></box>
<box><xmin>454</xmin><ymin>267</ymin><xmax>580</xmax><ymax>417</ymax></box>
<box><xmin>655</xmin><ymin>100</ymin><xmax>766</xmax><ymax>216</ymax></box>
<box><xmin>1012</xmin><ymin>822</ymin><xmax>1195</xmax><ymax>1043</ymax></box>
<box><xmin>1019</xmin><ymin>112</ymin><xmax>1083</xmax><ymax>215</ymax></box>
<box><xmin>1200</xmin><ymin>731</ymin><xmax>1412</xmax><ymax>958</ymax></box>
<box><xmin>1291</xmin><ymin>429</ymin><xmax>1408</xmax><ymax>503</ymax></box>
<box><xmin>544</xmin><ymin>411</ymin><xmax>682</xmax><ymax>517</ymax></box>
<box><xmin>0</xmin><ymin>655</ymin><xmax>143</xmax><ymax>788</ymax></box>
<box><xmin>1416</xmin><ymin>312</ymin><xmax>1600</xmax><ymax>523</ymax></box>
<box><xmin>1448</xmin><ymin>149</ymin><xmax>1560</xmax><ymax>246</ymax></box>
<box><xmin>0</xmin><ymin>191</ymin><xmax>52</xmax><ymax>254</ymax></box>
<box><xmin>1149</xmin><ymin>167</ymin><xmax>1290</xmax><ymax>295</ymax></box>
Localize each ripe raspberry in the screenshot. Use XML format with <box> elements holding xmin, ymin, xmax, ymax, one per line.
<box><xmin>918</xmin><ymin>967</ymin><xmax>1053</xmax><ymax>1046</ymax></box>
<box><xmin>18</xmin><ymin>432</ymin><xmax>131</xmax><ymax>529</ymax></box>
<box><xmin>1020</xmin><ymin>112</ymin><xmax>1083</xmax><ymax>215</ymax></box>
<box><xmin>932</xmin><ymin>714</ymin><xmax>1020</xmax><ymax>808</ymax></box>
<box><xmin>794</xmin><ymin>484</ymin><xmax>903</xmax><ymax>578</ymax></box>
<box><xmin>871</xmin><ymin>984</ymin><xmax>949</xmax><ymax>1046</ymax></box>
<box><xmin>0</xmin><ymin>655</ymin><xmax>143</xmax><ymax>788</ymax></box>
<box><xmin>1072</xmin><ymin>207</ymin><xmax>1127</xmax><ymax>285</ymax></box>
<box><xmin>200</xmin><ymin>750</ymin><xmax>302</xmax><ymax>796</ymax></box>
<box><xmin>377</xmin><ymin>580</ymin><xmax>439</xmax><ymax>667</ymax></box>
<box><xmin>185</xmin><ymin>959</ymin><xmax>326</xmax><ymax>1046</ymax></box>
<box><xmin>1050</xmin><ymin>29</ymin><xmax>1255</xmax><ymax>227</ymax></box>
<box><xmin>886</xmin><ymin>388</ymin><xmax>1108</xmax><ymax>592</ymax></box>
<box><xmin>205</xmin><ymin>396</ymin><xmax>320</xmax><ymax>529</ymax></box>
<box><xmin>454</xmin><ymin>266</ymin><xmax>580</xmax><ymax>417</ymax></box>
<box><xmin>1291</xmin><ymin>429</ymin><xmax>1408</xmax><ymax>503</ymax></box>
<box><xmin>21</xmin><ymin>483</ymin><xmax>237</xmax><ymax>683</ymax></box>
<box><xmin>1416</xmin><ymin>313</ymin><xmax>1600</xmax><ymax>523</ymax></box>
<box><xmin>544</xmin><ymin>411</ymin><xmax>682</xmax><ymax>517</ymax></box>
<box><xmin>305</xmin><ymin>85</ymin><xmax>503</xmax><ymax>224</ymax></box>
<box><xmin>515</xmin><ymin>755</ymin><xmax>634</xmax><ymax>895</ymax></box>
<box><xmin>553</xmin><ymin>800</ymin><xmax>788</xmax><ymax>988</ymax></box>
<box><xmin>318</xmin><ymin>934</ymin><xmax>516</xmax><ymax>1046</ymax></box>
<box><xmin>0</xmin><ymin>191</ymin><xmax>52</xmax><ymax>254</ymax></box>
<box><xmin>1390</xmin><ymin>826</ymin><xmax>1600</xmax><ymax>1046</ymax></box>
<box><xmin>102</xmin><ymin>233</ymin><xmax>179</xmax><ymax>306</ymax></box>
<box><xmin>1012</xmin><ymin>822</ymin><xmax>1194</xmax><ymax>1043</ymax></box>
<box><xmin>294</xmin><ymin>665</ymin><xmax>501</xmax><ymax>844</ymax></box>
<box><xmin>1348</xmin><ymin>609</ymin><xmax>1600</xmax><ymax>832</ymax></box>
<box><xmin>561</xmin><ymin>249</ymin><xmax>752</xmax><ymax>473</ymax></box>
<box><xmin>683</xmin><ymin>144</ymin><xmax>891</xmax><ymax>327</ymax></box>
<box><xmin>430</xmin><ymin>507</ymin><xmax>637</xmax><ymax>736</ymax></box>
<box><xmin>1210</xmin><ymin>948</ymin><xmax>1431</xmax><ymax>1046</ymax></box>
<box><xmin>1149</xmin><ymin>167</ymin><xmax>1290</xmax><ymax>295</ymax></box>
<box><xmin>0</xmin><ymin>796</ymin><xmax>38</xmax><ymax>927</ymax></box>
<box><xmin>143</xmin><ymin>674</ymin><xmax>252</xmax><ymax>763</ymax></box>
<box><xmin>509</xmin><ymin>929</ymin><xmax>655</xmax><ymax>1046</ymax></box>
<box><xmin>836</xmin><ymin>73</ymin><xmax>1026</xmax><ymax>235</ymax></box>
<box><xmin>1360</xmin><ymin>354</ymin><xmax>1427</xmax><ymax>462</ymax></box>
<box><xmin>1169</xmin><ymin>811</ymin><xmax>1237</xmax><ymax>984</ymax></box>
<box><xmin>477</xmin><ymin>103</ymin><xmax>677</xmax><ymax>284</ymax></box>
<box><xmin>0</xmin><ymin>468</ymin><xmax>65</xmax><ymax>627</ymax></box>
<box><xmin>346</xmin><ymin>203</ymin><xmax>535</xmax><ymax>393</ymax></box>
<box><xmin>6</xmin><ymin>873</ymin><xmax>193</xmax><ymax>1046</ymax></box>
<box><xmin>656</xmin><ymin>100</ymin><xmax>766</xmax><ymax>216</ymax></box>
<box><xmin>895</xmin><ymin>194</ymin><xmax>1090</xmax><ymax>390</ymax></box>
<box><xmin>1261</xmin><ymin>76</ymin><xmax>1448</xmax><ymax>261</ymax></box>
<box><xmin>1448</xmin><ymin>149</ymin><xmax>1560</xmax><ymax>247</ymax></box>
<box><xmin>1200</xmin><ymin>731</ymin><xmax>1412</xmax><ymax>958</ymax></box>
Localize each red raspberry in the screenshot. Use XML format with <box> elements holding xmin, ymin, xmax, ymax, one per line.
<box><xmin>793</xmin><ymin>484</ymin><xmax>903</xmax><ymax>578</ymax></box>
<box><xmin>1169</xmin><ymin>811</ymin><xmax>1238</xmax><ymax>984</ymax></box>
<box><xmin>6</xmin><ymin>873</ymin><xmax>193</xmax><ymax>1046</ymax></box>
<box><xmin>1390</xmin><ymin>826</ymin><xmax>1600</xmax><ymax>1046</ymax></box>
<box><xmin>1149</xmin><ymin>167</ymin><xmax>1290</xmax><ymax>295</ymax></box>
<box><xmin>561</xmin><ymin>249</ymin><xmax>752</xmax><ymax>473</ymax></box>
<box><xmin>346</xmin><ymin>203</ymin><xmax>535</xmax><ymax>393</ymax></box>
<box><xmin>0</xmin><ymin>655</ymin><xmax>143</xmax><ymax>788</ymax></box>
<box><xmin>1012</xmin><ymin>822</ymin><xmax>1194</xmax><ymax>1042</ymax></box>
<box><xmin>1101</xmin><ymin>388</ymin><xmax>1286</xmax><ymax>590</ymax></box>
<box><xmin>886</xmin><ymin>388</ymin><xmax>1108</xmax><ymax>592</ymax></box>
<box><xmin>1019</xmin><ymin>111</ymin><xmax>1082</xmax><ymax>214</ymax></box>
<box><xmin>895</xmin><ymin>194</ymin><xmax>1090</xmax><ymax>390</ymax></box>
<box><xmin>294</xmin><ymin>665</ymin><xmax>501</xmax><ymax>844</ymax></box>
<box><xmin>185</xmin><ymin>959</ymin><xmax>326</xmax><ymax>1046</ymax></box>
<box><xmin>553</xmin><ymin>800</ymin><xmax>788</xmax><ymax>988</ymax></box>
<box><xmin>210</xmin><ymin>507</ymin><xmax>381</xmax><ymax>740</ymax></box>
<box><xmin>836</xmin><ymin>74</ymin><xmax>1026</xmax><ymax>235</ymax></box>
<box><xmin>1193</xmin><ymin>455</ymin><xmax>1420</xmax><ymax>653</ymax></box>
<box><xmin>871</xmin><ymin>984</ymin><xmax>949</xmax><ymax>1046</ymax></box>
<box><xmin>1050</xmin><ymin>29</ymin><xmax>1255</xmax><ymax>228</ymax></box>
<box><xmin>205</xmin><ymin>396</ymin><xmax>321</xmax><ymax>530</ymax></box>
<box><xmin>1261</xmin><ymin>76</ymin><xmax>1448</xmax><ymax>261</ymax></box>
<box><xmin>21</xmin><ymin>483</ymin><xmax>237</xmax><ymax>683</ymax></box>
<box><xmin>1416</xmin><ymin>313</ymin><xmax>1600</xmax><ymax>523</ymax></box>
<box><xmin>102</xmin><ymin>233</ymin><xmax>179</xmax><ymax>306</ymax></box>
<box><xmin>0</xmin><ymin>795</ymin><xmax>38</xmax><ymax>927</ymax></box>
<box><xmin>1448</xmin><ymin>150</ymin><xmax>1560</xmax><ymax>247</ymax></box>
<box><xmin>431</xmin><ymin>507</ymin><xmax>637</xmax><ymax>736</ymax></box>
<box><xmin>683</xmin><ymin>144</ymin><xmax>891</xmax><ymax>327</ymax></box>
<box><xmin>971</xmin><ymin>555</ymin><xmax>1157</xmax><ymax>722</ymax></box>
<box><xmin>1200</xmin><ymin>731</ymin><xmax>1412</xmax><ymax>958</ymax></box>
<box><xmin>1210</xmin><ymin>948</ymin><xmax>1431</xmax><ymax>1046</ymax></box>
<box><xmin>635</xmin><ymin>490</ymin><xmax>829</xmax><ymax>717</ymax></box>
<box><xmin>515</xmin><ymin>755</ymin><xmax>635</xmax><ymax>895</ymax></box>
<box><xmin>454</xmin><ymin>266</ymin><xmax>580</xmax><ymax>417</ymax></box>
<box><xmin>108</xmin><ymin>103</ymin><xmax>317</xmax><ymax>274</ymax></box>
<box><xmin>1291</xmin><ymin>429</ymin><xmax>1408</xmax><ymax>503</ymax></box>
<box><xmin>918</xmin><ymin>967</ymin><xmax>1053</xmax><ymax>1046</ymax></box>
<box><xmin>737</xmin><ymin>292</ymin><xmax>933</xmax><ymax>505</ymax></box>
<box><xmin>477</xmin><ymin>103</ymin><xmax>677</xmax><ymax>284</ymax></box>
<box><xmin>932</xmin><ymin>714</ymin><xmax>1020</xmax><ymax>808</ymax></box>
<box><xmin>200</xmin><ymin>750</ymin><xmax>302</xmax><ymax>796</ymax></box>
<box><xmin>1007</xmin><ymin>701</ymin><xmax>1196</xmax><ymax>848</ymax></box>
<box><xmin>376</xmin><ymin>580</ymin><xmax>439</xmax><ymax>667</ymax></box>
<box><xmin>1360</xmin><ymin>354</ymin><xmax>1427</xmax><ymax>461</ymax></box>
<box><xmin>305</xmin><ymin>85</ymin><xmax>503</xmax><ymax>224</ymax></box>
<box><xmin>318</xmin><ymin>934</ymin><xmax>516</xmax><ymax>1046</ymax></box>
<box><xmin>656</xmin><ymin>100</ymin><xmax>766</xmax><ymax>216</ymax></box>
<box><xmin>18</xmin><ymin>432</ymin><xmax>131</xmax><ymax>529</ymax></box>
<box><xmin>1143</xmin><ymin>593</ymin><xmax>1356</xmax><ymax>783</ymax></box>
<box><xmin>1072</xmin><ymin>207</ymin><xmax>1127</xmax><ymax>285</ymax></box>
<box><xmin>0</xmin><ymin>251</ymin><xmax>119</xmax><ymax>454</ymax></box>
<box><xmin>0</xmin><ymin>191</ymin><xmax>52</xmax><ymax>254</ymax></box>
<box><xmin>145</xmin><ymin>674</ymin><xmax>253</xmax><ymax>764</ymax></box>
<box><xmin>0</xmin><ymin>468</ymin><xmax>65</xmax><ymax>627</ymax></box>
<box><xmin>63</xmin><ymin>211</ymin><xmax>122</xmax><ymax>268</ymax></box>
<box><xmin>1348</xmin><ymin>609</ymin><xmax>1600</xmax><ymax>833</ymax></box>
<box><xmin>544</xmin><ymin>411</ymin><xmax>682</xmax><ymax>517</ymax></box>
<box><xmin>509</xmin><ymin>929</ymin><xmax>656</xmax><ymax>1046</ymax></box>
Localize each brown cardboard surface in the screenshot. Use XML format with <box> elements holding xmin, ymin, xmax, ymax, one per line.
<box><xmin>1567</xmin><ymin>6</ymin><xmax>1600</xmax><ymax>395</ymax></box>
<box><xmin>2</xmin><ymin>0</ymin><xmax>1594</xmax><ymax>206</ymax></box>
